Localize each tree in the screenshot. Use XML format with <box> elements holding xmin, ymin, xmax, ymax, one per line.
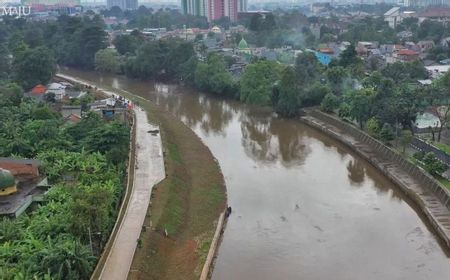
<box><xmin>0</xmin><ymin>43</ymin><xmax>11</xmax><ymax>80</ymax></box>
<box><xmin>95</xmin><ymin>48</ymin><xmax>122</xmax><ymax>73</ymax></box>
<box><xmin>239</xmin><ymin>60</ymin><xmax>282</xmax><ymax>105</ymax></box>
<box><xmin>366</xmin><ymin>117</ymin><xmax>381</xmax><ymax>138</ymax></box>
<box><xmin>275</xmin><ymin>67</ymin><xmax>300</xmax><ymax>117</ymax></box>
<box><xmin>399</xmin><ymin>129</ymin><xmax>413</xmax><ymax>153</ymax></box>
<box><xmin>113</xmin><ymin>33</ymin><xmax>143</xmax><ymax>55</ymax></box>
<box><xmin>339</xmin><ymin>44</ymin><xmax>359</xmax><ymax>68</ymax></box>
<box><xmin>125</xmin><ymin>41</ymin><xmax>163</xmax><ymax>79</ymax></box>
<box><xmin>249</xmin><ymin>14</ymin><xmax>263</xmax><ymax>32</ymax></box>
<box><xmin>381</xmin><ymin>61</ymin><xmax>427</xmax><ymax>83</ymax></box>
<box><xmin>422</xmin><ymin>152</ymin><xmax>447</xmax><ymax>176</ymax></box>
<box><xmin>13</xmin><ymin>46</ymin><xmax>55</xmax><ymax>90</ymax></box>
<box><xmin>304</xmin><ymin>82</ymin><xmax>331</xmax><ymax>106</ymax></box>
<box><xmin>82</xmin><ymin>121</ymin><xmax>130</xmax><ymax>164</ymax></box>
<box><xmin>379</xmin><ymin>123</ymin><xmax>395</xmax><ymax>143</ymax></box>
<box><xmin>76</xmin><ymin>16</ymin><xmax>108</xmax><ymax>68</ymax></box>
<box><xmin>41</xmin><ymin>238</ymin><xmax>95</xmax><ymax>279</ymax></box>
<box><xmin>0</xmin><ymin>83</ymin><xmax>23</xmax><ymax>107</ymax></box>
<box><xmin>320</xmin><ymin>92</ymin><xmax>339</xmax><ymax>113</ymax></box>
<box><xmin>164</xmin><ymin>40</ymin><xmax>196</xmax><ymax>78</ymax></box>
<box><xmin>295</xmin><ymin>52</ymin><xmax>321</xmax><ymax>83</ymax></box>
<box><xmin>338</xmin><ymin>103</ymin><xmax>351</xmax><ymax>119</ymax></box>
<box><xmin>424</xmin><ymin>73</ymin><xmax>450</xmax><ymax>142</ymax></box>
<box><xmin>194</xmin><ymin>54</ymin><xmax>234</xmax><ymax>95</ymax></box>
<box><xmin>345</xmin><ymin>88</ymin><xmax>375</xmax><ymax>128</ymax></box>
<box><xmin>326</xmin><ymin>66</ymin><xmax>347</xmax><ymax>86</ymax></box>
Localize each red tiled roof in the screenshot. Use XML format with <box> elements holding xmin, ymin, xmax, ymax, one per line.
<box><xmin>397</xmin><ymin>49</ymin><xmax>418</xmax><ymax>56</ymax></box>
<box><xmin>31</xmin><ymin>84</ymin><xmax>47</xmax><ymax>95</ymax></box>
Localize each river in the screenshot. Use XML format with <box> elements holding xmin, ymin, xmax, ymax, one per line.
<box><xmin>61</xmin><ymin>68</ymin><xmax>450</xmax><ymax>280</ymax></box>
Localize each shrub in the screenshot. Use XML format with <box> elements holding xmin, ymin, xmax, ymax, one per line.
<box><xmin>422</xmin><ymin>152</ymin><xmax>447</xmax><ymax>176</ymax></box>
<box><xmin>320</xmin><ymin>92</ymin><xmax>339</xmax><ymax>113</ymax></box>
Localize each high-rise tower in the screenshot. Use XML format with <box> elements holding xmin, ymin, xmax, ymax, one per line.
<box><xmin>181</xmin><ymin>0</ymin><xmax>244</xmax><ymax>22</ymax></box>
<box><xmin>107</xmin><ymin>0</ymin><xmax>138</xmax><ymax>10</ymax></box>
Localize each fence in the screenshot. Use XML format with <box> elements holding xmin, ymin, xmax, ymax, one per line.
<box><xmin>308</xmin><ymin>110</ymin><xmax>450</xmax><ymax>210</ymax></box>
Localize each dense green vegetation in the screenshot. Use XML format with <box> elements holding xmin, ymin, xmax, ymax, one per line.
<box><xmin>0</xmin><ymin>14</ymin><xmax>107</xmax><ymax>84</ymax></box>
<box><xmin>0</xmin><ymin>83</ymin><xmax>130</xmax><ymax>279</ymax></box>
<box><xmin>101</xmin><ymin>6</ymin><xmax>209</xmax><ymax>30</ymax></box>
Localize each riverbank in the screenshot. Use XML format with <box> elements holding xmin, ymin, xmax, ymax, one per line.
<box><xmin>56</xmin><ymin>73</ymin><xmax>227</xmax><ymax>280</ymax></box>
<box><xmin>301</xmin><ymin>109</ymin><xmax>450</xmax><ymax>248</ymax></box>
<box><xmin>127</xmin><ymin>96</ymin><xmax>227</xmax><ymax>280</ymax></box>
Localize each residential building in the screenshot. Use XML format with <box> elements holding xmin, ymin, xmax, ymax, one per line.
<box><xmin>46</xmin><ymin>82</ymin><xmax>66</xmax><ymax>101</ymax></box>
<box><xmin>238</xmin><ymin>0</ymin><xmax>247</xmax><ymax>12</ymax></box>
<box><xmin>181</xmin><ymin>0</ymin><xmax>207</xmax><ymax>16</ymax></box>
<box><xmin>207</xmin><ymin>0</ymin><xmax>238</xmax><ymax>22</ymax></box>
<box><xmin>61</xmin><ymin>105</ymin><xmax>82</xmax><ymax>119</ymax></box>
<box><xmin>384</xmin><ymin>7</ymin><xmax>401</xmax><ymax>28</ymax></box>
<box><xmin>417</xmin><ymin>40</ymin><xmax>435</xmax><ymax>52</ymax></box>
<box><xmin>182</xmin><ymin>0</ymin><xmax>242</xmax><ymax>22</ymax></box>
<box><xmin>356</xmin><ymin>41</ymin><xmax>379</xmax><ymax>56</ymax></box>
<box><xmin>107</xmin><ymin>0</ymin><xmax>138</xmax><ymax>10</ymax></box>
<box><xmin>395</xmin><ymin>49</ymin><xmax>420</xmax><ymax>62</ymax></box>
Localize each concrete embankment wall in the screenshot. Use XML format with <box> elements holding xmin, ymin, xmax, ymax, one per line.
<box><xmin>301</xmin><ymin>109</ymin><xmax>450</xmax><ymax>247</ymax></box>
<box><xmin>200</xmin><ymin>211</ymin><xmax>227</xmax><ymax>280</ymax></box>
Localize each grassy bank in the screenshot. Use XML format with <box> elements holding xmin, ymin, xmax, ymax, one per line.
<box><xmin>95</xmin><ymin>88</ymin><xmax>226</xmax><ymax>280</ymax></box>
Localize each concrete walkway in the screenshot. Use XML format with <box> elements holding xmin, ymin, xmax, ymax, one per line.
<box><xmin>302</xmin><ymin>114</ymin><xmax>450</xmax><ymax>247</ymax></box>
<box><xmin>99</xmin><ymin>107</ymin><xmax>165</xmax><ymax>280</ymax></box>
<box><xmin>55</xmin><ymin>74</ymin><xmax>166</xmax><ymax>279</ymax></box>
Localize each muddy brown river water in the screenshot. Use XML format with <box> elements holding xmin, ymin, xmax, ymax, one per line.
<box><xmin>61</xmin><ymin>68</ymin><xmax>450</xmax><ymax>280</ymax></box>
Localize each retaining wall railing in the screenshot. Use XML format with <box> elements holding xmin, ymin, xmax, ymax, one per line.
<box><xmin>308</xmin><ymin>110</ymin><xmax>450</xmax><ymax>210</ymax></box>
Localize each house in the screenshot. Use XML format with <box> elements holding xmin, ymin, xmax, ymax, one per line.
<box><xmin>30</xmin><ymin>84</ymin><xmax>47</xmax><ymax>96</ymax></box>
<box><xmin>61</xmin><ymin>105</ymin><xmax>82</xmax><ymax>118</ymax></box>
<box><xmin>417</xmin><ymin>40</ymin><xmax>435</xmax><ymax>53</ymax></box>
<box><xmin>0</xmin><ymin>158</ymin><xmax>48</xmax><ymax>218</ymax></box>
<box><xmin>426</xmin><ymin>65</ymin><xmax>450</xmax><ymax>79</ymax></box>
<box><xmin>64</xmin><ymin>114</ymin><xmax>82</xmax><ymax>124</ymax></box>
<box><xmin>46</xmin><ymin>82</ymin><xmax>66</xmax><ymax>100</ymax></box>
<box><xmin>395</xmin><ymin>49</ymin><xmax>419</xmax><ymax>62</ymax></box>
<box><xmin>356</xmin><ymin>41</ymin><xmax>378</xmax><ymax>56</ymax></box>
<box><xmin>25</xmin><ymin>84</ymin><xmax>47</xmax><ymax>101</ymax></box>
<box><xmin>89</xmin><ymin>98</ymin><xmax>128</xmax><ymax>120</ymax></box>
